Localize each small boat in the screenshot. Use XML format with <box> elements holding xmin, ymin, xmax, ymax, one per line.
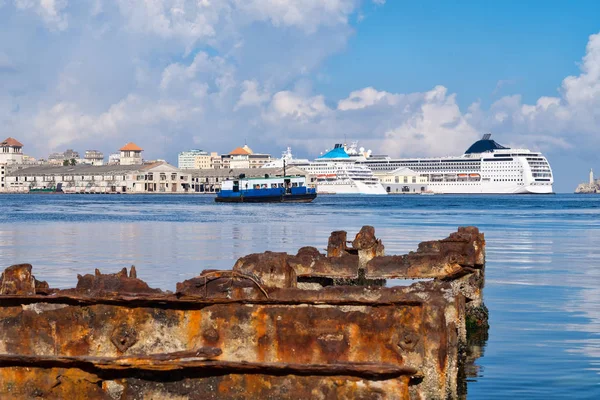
<box><xmin>29</xmin><ymin>187</ymin><xmax>59</xmax><ymax>194</ymax></box>
<box><xmin>215</xmin><ymin>174</ymin><xmax>317</xmax><ymax>203</ymax></box>
<box><xmin>420</xmin><ymin>191</ymin><xmax>435</xmax><ymax>196</ymax></box>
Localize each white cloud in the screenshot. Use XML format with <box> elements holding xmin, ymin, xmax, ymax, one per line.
<box><xmin>7</xmin><ymin>0</ymin><xmax>600</xmax><ymax>183</ymax></box>
<box><xmin>337</xmin><ymin>87</ymin><xmax>400</xmax><ymax>110</ymax></box>
<box><xmin>32</xmin><ymin>95</ymin><xmax>197</xmax><ymax>151</ymax></box>
<box><xmin>267</xmin><ymin>91</ymin><xmax>330</xmax><ymax>120</ymax></box>
<box><xmin>15</xmin><ymin>0</ymin><xmax>69</xmax><ymax>30</ymax></box>
<box><xmin>235</xmin><ymin>80</ymin><xmax>270</xmax><ymax>109</ymax></box>
<box><xmin>234</xmin><ymin>0</ymin><xmax>358</xmax><ymax>33</ymax></box>
<box><xmin>562</xmin><ymin>33</ymin><xmax>600</xmax><ymax>106</ymax></box>
<box><xmin>380</xmin><ymin>86</ymin><xmax>479</xmax><ymax>156</ymax></box>
<box><xmin>115</xmin><ymin>0</ymin><xmax>224</xmax><ymax>45</ymax></box>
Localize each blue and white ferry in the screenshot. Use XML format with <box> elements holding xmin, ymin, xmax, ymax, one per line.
<box><xmin>215</xmin><ymin>174</ymin><xmax>317</xmax><ymax>203</ymax></box>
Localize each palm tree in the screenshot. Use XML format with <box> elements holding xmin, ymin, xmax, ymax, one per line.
<box><xmin>62</xmin><ymin>159</ymin><xmax>69</xmax><ymax>166</ymax></box>
<box><xmin>70</xmin><ymin>158</ymin><xmax>76</xmax><ymax>166</ymax></box>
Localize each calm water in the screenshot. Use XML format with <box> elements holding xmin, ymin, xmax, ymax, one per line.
<box><xmin>0</xmin><ymin>193</ymin><xmax>599</xmax><ymax>398</ymax></box>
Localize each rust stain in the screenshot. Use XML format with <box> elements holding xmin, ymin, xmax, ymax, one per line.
<box><xmin>0</xmin><ymin>226</ymin><xmax>487</xmax><ymax>399</ymax></box>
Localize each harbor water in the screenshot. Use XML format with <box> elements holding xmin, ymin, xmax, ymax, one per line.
<box><xmin>0</xmin><ymin>194</ymin><xmax>598</xmax><ymax>398</ymax></box>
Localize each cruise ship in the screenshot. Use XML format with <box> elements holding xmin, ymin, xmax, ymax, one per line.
<box><xmin>262</xmin><ymin>147</ymin><xmax>310</xmax><ymax>168</ymax></box>
<box><xmin>303</xmin><ymin>144</ymin><xmax>387</xmax><ymax>195</ymax></box>
<box><xmin>357</xmin><ymin>134</ymin><xmax>553</xmax><ymax>194</ymax></box>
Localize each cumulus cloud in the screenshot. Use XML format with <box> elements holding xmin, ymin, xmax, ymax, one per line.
<box><xmin>15</xmin><ymin>0</ymin><xmax>69</xmax><ymax>30</ymax></box>
<box><xmin>267</xmin><ymin>91</ymin><xmax>330</xmax><ymax>120</ymax></box>
<box><xmin>33</xmin><ymin>95</ymin><xmax>198</xmax><ymax>152</ymax></box>
<box><xmin>235</xmin><ymin>80</ymin><xmax>270</xmax><ymax>109</ymax></box>
<box><xmin>5</xmin><ymin>0</ymin><xmax>600</xmax><ymax>185</ymax></box>
<box><xmin>337</xmin><ymin>87</ymin><xmax>400</xmax><ymax>110</ymax></box>
<box><xmin>235</xmin><ymin>0</ymin><xmax>358</xmax><ymax>33</ymax></box>
<box><xmin>380</xmin><ymin>86</ymin><xmax>479</xmax><ymax>156</ymax></box>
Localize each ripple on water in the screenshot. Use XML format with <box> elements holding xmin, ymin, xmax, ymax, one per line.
<box><xmin>0</xmin><ymin>193</ymin><xmax>598</xmax><ymax>398</ymax></box>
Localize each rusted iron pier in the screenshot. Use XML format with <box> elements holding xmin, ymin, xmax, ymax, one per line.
<box><xmin>0</xmin><ymin>226</ymin><xmax>487</xmax><ymax>399</ymax></box>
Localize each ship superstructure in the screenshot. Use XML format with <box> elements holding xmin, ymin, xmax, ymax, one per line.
<box><xmin>357</xmin><ymin>134</ymin><xmax>553</xmax><ymax>194</ymax></box>
<box><xmin>262</xmin><ymin>147</ymin><xmax>310</xmax><ymax>169</ymax></box>
<box><xmin>303</xmin><ymin>144</ymin><xmax>387</xmax><ymax>195</ymax></box>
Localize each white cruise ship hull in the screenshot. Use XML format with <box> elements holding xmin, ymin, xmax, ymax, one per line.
<box><xmin>425</xmin><ymin>182</ymin><xmax>553</xmax><ymax>194</ymax></box>
<box><xmin>317</xmin><ymin>182</ymin><xmax>387</xmax><ymax>195</ymax></box>
<box><xmin>360</xmin><ymin>135</ymin><xmax>554</xmax><ymax>195</ymax></box>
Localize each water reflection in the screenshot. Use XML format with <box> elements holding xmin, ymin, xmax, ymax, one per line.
<box><xmin>0</xmin><ymin>194</ymin><xmax>599</xmax><ymax>398</ymax></box>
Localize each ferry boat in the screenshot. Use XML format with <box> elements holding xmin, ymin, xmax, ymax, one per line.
<box><xmin>357</xmin><ymin>134</ymin><xmax>554</xmax><ymax>194</ymax></box>
<box><xmin>215</xmin><ymin>174</ymin><xmax>317</xmax><ymax>203</ymax></box>
<box><xmin>303</xmin><ymin>144</ymin><xmax>387</xmax><ymax>195</ymax></box>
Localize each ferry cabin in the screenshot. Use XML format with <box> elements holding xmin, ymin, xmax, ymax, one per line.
<box><xmin>221</xmin><ymin>176</ymin><xmax>308</xmax><ymax>193</ymax></box>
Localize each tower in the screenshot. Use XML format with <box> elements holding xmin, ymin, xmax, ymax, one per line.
<box><xmin>590</xmin><ymin>168</ymin><xmax>594</xmax><ymax>185</ymax></box>
<box><xmin>120</xmin><ymin>142</ymin><xmax>143</xmax><ymax>165</ymax></box>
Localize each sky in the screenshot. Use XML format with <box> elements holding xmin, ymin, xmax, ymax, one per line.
<box><xmin>1</xmin><ymin>1</ymin><xmax>600</xmax><ymax>192</ymax></box>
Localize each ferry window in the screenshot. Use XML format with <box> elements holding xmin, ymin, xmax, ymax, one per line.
<box><xmin>292</xmin><ymin>182</ymin><xmax>298</xmax><ymax>187</ymax></box>
<box><xmin>278</xmin><ymin>183</ymin><xmax>284</xmax><ymax>188</ymax></box>
<box><xmin>254</xmin><ymin>184</ymin><xmax>260</xmax><ymax>189</ymax></box>
<box><xmin>262</xmin><ymin>184</ymin><xmax>268</xmax><ymax>188</ymax></box>
<box><xmin>271</xmin><ymin>184</ymin><xmax>277</xmax><ymax>188</ymax></box>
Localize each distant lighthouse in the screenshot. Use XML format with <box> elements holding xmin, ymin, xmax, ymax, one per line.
<box><xmin>590</xmin><ymin>168</ymin><xmax>595</xmax><ymax>185</ymax></box>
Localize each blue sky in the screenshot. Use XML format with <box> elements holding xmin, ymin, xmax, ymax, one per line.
<box><xmin>320</xmin><ymin>0</ymin><xmax>600</xmax><ymax>107</ymax></box>
<box><xmin>1</xmin><ymin>1</ymin><xmax>600</xmax><ymax>192</ymax></box>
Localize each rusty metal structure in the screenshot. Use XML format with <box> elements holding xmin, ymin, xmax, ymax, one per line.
<box><xmin>0</xmin><ymin>226</ymin><xmax>487</xmax><ymax>399</ymax></box>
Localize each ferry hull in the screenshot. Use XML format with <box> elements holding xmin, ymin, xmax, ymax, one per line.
<box><xmin>215</xmin><ymin>193</ymin><xmax>317</xmax><ymax>203</ymax></box>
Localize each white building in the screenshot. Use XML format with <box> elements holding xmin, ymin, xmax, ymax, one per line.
<box><xmin>120</xmin><ymin>142</ymin><xmax>143</xmax><ymax>166</ymax></box>
<box><xmin>108</xmin><ymin>153</ymin><xmax>121</xmax><ymax>165</ymax></box>
<box><xmin>374</xmin><ymin>167</ymin><xmax>429</xmax><ymax>194</ymax></box>
<box><xmin>179</xmin><ymin>150</ymin><xmax>203</xmax><ymax>169</ymax></box>
<box><xmin>1</xmin><ymin>162</ymin><xmax>192</xmax><ymax>194</ymax></box>
<box><xmin>178</xmin><ymin>149</ymin><xmax>218</xmax><ymax>169</ymax></box>
<box><xmin>222</xmin><ymin>145</ymin><xmax>271</xmax><ymax>169</ymax></box>
<box><xmin>0</xmin><ymin>137</ymin><xmax>24</xmax><ymax>165</ymax></box>
<box><xmin>84</xmin><ymin>150</ymin><xmax>104</xmax><ymax>166</ymax></box>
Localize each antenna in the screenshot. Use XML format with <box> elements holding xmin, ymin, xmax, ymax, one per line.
<box><xmin>482</xmin><ymin>133</ymin><xmax>492</xmax><ymax>140</ymax></box>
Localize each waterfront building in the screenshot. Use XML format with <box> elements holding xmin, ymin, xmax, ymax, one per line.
<box><xmin>47</xmin><ymin>152</ymin><xmax>65</xmax><ymax>165</ymax></box>
<box><xmin>0</xmin><ymin>137</ymin><xmax>24</xmax><ymax>165</ymax></box>
<box><xmin>179</xmin><ymin>150</ymin><xmax>204</xmax><ymax>169</ymax></box>
<box><xmin>178</xmin><ymin>150</ymin><xmax>217</xmax><ymax>169</ymax></box>
<box><xmin>120</xmin><ymin>143</ymin><xmax>143</xmax><ymax>166</ymax></box>
<box><xmin>108</xmin><ymin>152</ymin><xmax>121</xmax><ymax>165</ymax></box>
<box><xmin>47</xmin><ymin>149</ymin><xmax>82</xmax><ymax>165</ymax></box>
<box><xmin>64</xmin><ymin>149</ymin><xmax>80</xmax><ymax>161</ymax></box>
<box><xmin>221</xmin><ymin>145</ymin><xmax>271</xmax><ymax>169</ymax></box>
<box><xmin>1</xmin><ymin>162</ymin><xmax>192</xmax><ymax>194</ymax></box>
<box><xmin>374</xmin><ymin>167</ymin><xmax>429</xmax><ymax>194</ymax></box>
<box><xmin>83</xmin><ymin>150</ymin><xmax>104</xmax><ymax>166</ymax></box>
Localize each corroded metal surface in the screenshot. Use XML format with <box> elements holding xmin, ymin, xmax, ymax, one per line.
<box><xmin>0</xmin><ymin>226</ymin><xmax>486</xmax><ymax>399</ymax></box>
